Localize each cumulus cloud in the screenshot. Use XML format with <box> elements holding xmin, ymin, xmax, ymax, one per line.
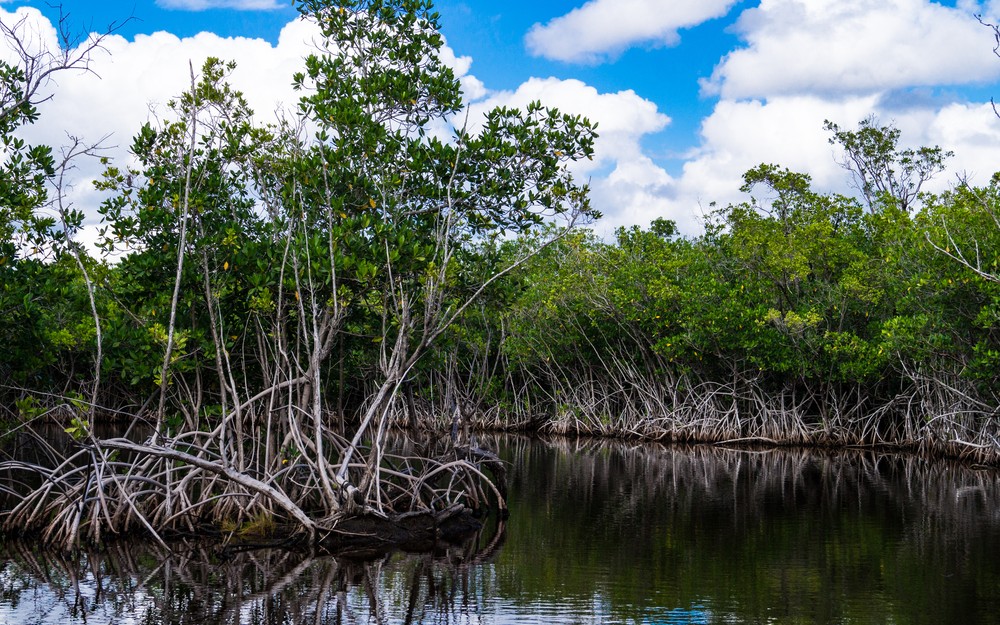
<box><xmin>155</xmin><ymin>0</ymin><xmax>284</xmax><ymax>10</ymax></box>
<box><xmin>465</xmin><ymin>77</ymin><xmax>680</xmax><ymax>231</ymax></box>
<box><xmin>584</xmin><ymin>97</ymin><xmax>868</xmax><ymax>235</ymax></box>
<box><xmin>498</xmin><ymin>1</ymin><xmax>1000</xmax><ymax>235</ymax></box>
<box><xmin>461</xmin><ymin>81</ymin><xmax>999</xmax><ymax>236</ymax></box>
<box><xmin>438</xmin><ymin>43</ymin><xmax>486</xmax><ymax>102</ymax></box>
<box><xmin>525</xmin><ymin>0</ymin><xmax>739</xmax><ymax>63</ymax></box>
<box><xmin>676</xmin><ymin>97</ymin><xmax>878</xmax><ymax>215</ymax></box>
<box><xmin>12</xmin><ymin>8</ymin><xmax>488</xmax><ymax>162</ymax></box>
<box><xmin>16</xmin><ymin>17</ymin><xmax>318</xmax><ymax>167</ymax></box>
<box><xmin>469</xmin><ymin>77</ymin><xmax>669</xmax><ymax>168</ymax></box>
<box><xmin>645</xmin><ymin>95</ymin><xmax>1000</xmax><ymax>237</ymax></box>
<box><xmin>587</xmin><ymin>155</ymin><xmax>681</xmax><ymax>233</ymax></box>
<box><xmin>923</xmin><ymin>101</ymin><xmax>1000</xmax><ymax>184</ymax></box>
<box><xmin>646</xmin><ymin>0</ymin><xmax>1000</xmax><ymax>235</ymax></box>
<box><xmin>703</xmin><ymin>0</ymin><xmax>1000</xmax><ymax>99</ymax></box>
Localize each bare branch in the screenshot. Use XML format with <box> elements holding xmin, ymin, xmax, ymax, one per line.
<box><xmin>0</xmin><ymin>5</ymin><xmax>132</xmax><ymax>124</ymax></box>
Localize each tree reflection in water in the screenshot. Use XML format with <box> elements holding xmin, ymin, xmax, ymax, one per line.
<box><xmin>0</xmin><ymin>515</ymin><xmax>506</xmax><ymax>625</ymax></box>
<box><xmin>3</xmin><ymin>437</ymin><xmax>1000</xmax><ymax>624</ymax></box>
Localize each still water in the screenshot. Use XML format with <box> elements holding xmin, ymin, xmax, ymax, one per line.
<box><xmin>2</xmin><ymin>436</ymin><xmax>1000</xmax><ymax>624</ymax></box>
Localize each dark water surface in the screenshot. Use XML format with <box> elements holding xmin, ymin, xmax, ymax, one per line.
<box><xmin>2</xmin><ymin>436</ymin><xmax>1000</xmax><ymax>624</ymax></box>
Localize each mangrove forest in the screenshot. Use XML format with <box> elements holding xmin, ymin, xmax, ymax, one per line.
<box><xmin>2</xmin><ymin>0</ymin><xmax>1000</xmax><ymax>555</ymax></box>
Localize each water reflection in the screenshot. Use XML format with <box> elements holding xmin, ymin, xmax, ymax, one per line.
<box><xmin>2</xmin><ymin>437</ymin><xmax>1000</xmax><ymax>624</ymax></box>
<box><xmin>502</xmin><ymin>437</ymin><xmax>1000</xmax><ymax>624</ymax></box>
<box><xmin>0</xmin><ymin>518</ymin><xmax>506</xmax><ymax>625</ymax></box>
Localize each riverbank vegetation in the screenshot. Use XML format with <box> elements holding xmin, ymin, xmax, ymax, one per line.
<box><xmin>2</xmin><ymin>0</ymin><xmax>1000</xmax><ymax>549</ymax></box>
<box><xmin>435</xmin><ymin>134</ymin><xmax>1000</xmax><ymax>464</ymax></box>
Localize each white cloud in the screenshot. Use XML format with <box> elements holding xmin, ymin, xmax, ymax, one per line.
<box><xmin>461</xmin><ymin>82</ymin><xmax>996</xmax><ymax>236</ymax></box>
<box><xmin>12</xmin><ymin>9</ymin><xmax>489</xmax><ymax>163</ymax></box>
<box><xmin>675</xmin><ymin>97</ymin><xmax>877</xmax><ymax>216</ymax></box>
<box><xmin>466</xmin><ymin>77</ymin><xmax>678</xmax><ymax>232</ymax></box>
<box><xmin>924</xmin><ymin>101</ymin><xmax>1000</xmax><ymax>184</ymax></box>
<box><xmin>0</xmin><ymin>6</ymin><xmax>58</xmax><ymax>62</ymax></box>
<box><xmin>648</xmin><ymin>0</ymin><xmax>1000</xmax><ymax>234</ymax></box>
<box><xmin>438</xmin><ymin>41</ymin><xmax>487</xmax><ymax>102</ymax></box>
<box><xmin>517</xmin><ymin>0</ymin><xmax>1000</xmax><ymax>234</ymax></box>
<box><xmin>155</xmin><ymin>0</ymin><xmax>284</xmax><ymax>10</ymax></box>
<box><xmin>20</xmin><ymin>17</ymin><xmax>319</xmax><ymax>164</ymax></box>
<box><xmin>525</xmin><ymin>0</ymin><xmax>739</xmax><ymax>63</ymax></box>
<box><xmin>589</xmin><ymin>155</ymin><xmax>681</xmax><ymax>233</ymax></box>
<box><xmin>469</xmin><ymin>77</ymin><xmax>670</xmax><ymax>170</ymax></box>
<box><xmin>704</xmin><ymin>0</ymin><xmax>1000</xmax><ymax>99</ymax></box>
<box><xmin>967</xmin><ymin>0</ymin><xmax>1000</xmax><ymax>22</ymax></box>
<box><xmin>641</xmin><ymin>96</ymin><xmax>1000</xmax><ymax>236</ymax></box>
<box><xmin>586</xmin><ymin>97</ymin><xmax>867</xmax><ymax>234</ymax></box>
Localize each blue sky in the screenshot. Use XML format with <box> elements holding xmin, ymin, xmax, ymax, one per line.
<box><xmin>24</xmin><ymin>0</ymin><xmax>741</xmax><ymax>171</ymax></box>
<box><xmin>6</xmin><ymin>0</ymin><xmax>1000</xmax><ymax>238</ymax></box>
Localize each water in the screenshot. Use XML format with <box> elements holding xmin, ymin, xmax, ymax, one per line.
<box><xmin>2</xmin><ymin>436</ymin><xmax>1000</xmax><ymax>624</ymax></box>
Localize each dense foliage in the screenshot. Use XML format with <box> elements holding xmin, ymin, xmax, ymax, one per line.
<box><xmin>436</xmin><ymin>141</ymin><xmax>1000</xmax><ymax>460</ymax></box>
